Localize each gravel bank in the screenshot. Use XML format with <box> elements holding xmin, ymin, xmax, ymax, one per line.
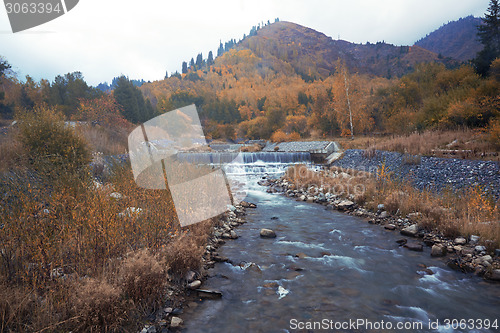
<box><xmin>331</xmin><ymin>149</ymin><xmax>500</xmax><ymax>199</ymax></box>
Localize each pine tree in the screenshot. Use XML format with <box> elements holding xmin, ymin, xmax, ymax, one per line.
<box><xmin>182</xmin><ymin>61</ymin><xmax>188</xmax><ymax>74</ymax></box>
<box><xmin>475</xmin><ymin>0</ymin><xmax>500</xmax><ymax>75</ymax></box>
<box><xmin>207</xmin><ymin>51</ymin><xmax>214</xmax><ymax>66</ymax></box>
<box><xmin>196</xmin><ymin>53</ymin><xmax>203</xmax><ymax>69</ymax></box>
<box><xmin>189</xmin><ymin>57</ymin><xmax>195</xmax><ymax>70</ymax></box>
<box><xmin>217</xmin><ymin>41</ymin><xmax>224</xmax><ymax>57</ymax></box>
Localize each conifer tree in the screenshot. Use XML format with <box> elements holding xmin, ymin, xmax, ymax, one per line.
<box><xmin>475</xmin><ymin>0</ymin><xmax>500</xmax><ymax>75</ymax></box>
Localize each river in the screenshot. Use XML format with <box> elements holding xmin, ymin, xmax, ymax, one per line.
<box><xmin>181</xmin><ymin>155</ymin><xmax>499</xmax><ymax>333</ymax></box>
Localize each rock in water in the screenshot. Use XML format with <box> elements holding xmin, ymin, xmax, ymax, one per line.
<box><xmin>260</xmin><ymin>228</ymin><xmax>276</xmax><ymax>238</ymax></box>
<box><xmin>277</xmin><ymin>285</ymin><xmax>289</xmax><ymax>299</ymax></box>
<box><xmin>384</xmin><ymin>224</ymin><xmax>396</xmax><ymax>230</ymax></box>
<box><xmin>196</xmin><ymin>289</ymin><xmax>223</xmax><ymax>299</ymax></box>
<box><xmin>401</xmin><ymin>224</ymin><xmax>419</xmax><ymax>237</ymax></box>
<box><xmin>240</xmin><ymin>201</ymin><xmax>257</xmax><ymax>208</ymax></box>
<box><xmin>404</xmin><ymin>242</ymin><xmax>423</xmax><ymax>252</ymax></box>
<box><xmin>431</xmin><ymin>244</ymin><xmax>447</xmax><ymax>257</ymax></box>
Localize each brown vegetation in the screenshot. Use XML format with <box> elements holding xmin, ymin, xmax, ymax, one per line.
<box><xmin>285</xmin><ymin>164</ymin><xmax>500</xmax><ymax>247</ymax></box>
<box><xmin>0</xmin><ymin>106</ymin><xmax>214</xmax><ymax>332</ymax></box>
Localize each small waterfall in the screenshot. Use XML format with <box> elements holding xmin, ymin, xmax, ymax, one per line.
<box><xmin>176</xmin><ymin>152</ymin><xmax>311</xmax><ymax>175</ymax></box>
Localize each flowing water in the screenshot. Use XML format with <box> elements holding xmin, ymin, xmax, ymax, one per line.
<box><xmin>181</xmin><ymin>156</ymin><xmax>500</xmax><ymax>333</ymax></box>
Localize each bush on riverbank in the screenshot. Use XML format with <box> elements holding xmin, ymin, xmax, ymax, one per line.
<box><xmin>0</xmin><ymin>106</ymin><xmax>214</xmax><ymax>331</ymax></box>
<box><xmin>285</xmin><ymin>164</ymin><xmax>500</xmax><ymax>248</ymax></box>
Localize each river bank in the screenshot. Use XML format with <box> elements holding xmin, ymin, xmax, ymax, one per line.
<box><xmin>181</xmin><ymin>174</ymin><xmax>500</xmax><ymax>332</ymax></box>
<box><xmin>262</xmin><ymin>166</ymin><xmax>500</xmax><ymax>282</ymax></box>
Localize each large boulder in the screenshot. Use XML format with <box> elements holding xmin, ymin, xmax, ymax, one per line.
<box><xmin>488</xmin><ymin>269</ymin><xmax>500</xmax><ymax>281</ymax></box>
<box><xmin>337</xmin><ymin>200</ymin><xmax>355</xmax><ymax>210</ymax></box>
<box><xmin>260</xmin><ymin>228</ymin><xmax>276</xmax><ymax>238</ymax></box>
<box><xmin>431</xmin><ymin>244</ymin><xmax>447</xmax><ymax>257</ymax></box>
<box><xmin>401</xmin><ymin>224</ymin><xmax>419</xmax><ymax>237</ymax></box>
<box><xmin>454</xmin><ymin>237</ymin><xmax>467</xmax><ymax>245</ymax></box>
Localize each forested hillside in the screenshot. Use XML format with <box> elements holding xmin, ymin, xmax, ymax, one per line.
<box><xmin>415</xmin><ymin>16</ymin><xmax>483</xmax><ymax>61</ymax></box>
<box><xmin>1</xmin><ymin>18</ymin><xmax>499</xmax><ymax>147</ymax></box>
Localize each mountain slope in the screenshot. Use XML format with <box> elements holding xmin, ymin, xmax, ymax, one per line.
<box><xmin>239</xmin><ymin>21</ymin><xmax>452</xmax><ymax>79</ymax></box>
<box><xmin>415</xmin><ymin>16</ymin><xmax>483</xmax><ymax>62</ymax></box>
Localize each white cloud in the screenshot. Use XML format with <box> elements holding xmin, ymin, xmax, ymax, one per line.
<box><xmin>0</xmin><ymin>0</ymin><xmax>490</xmax><ymax>85</ymax></box>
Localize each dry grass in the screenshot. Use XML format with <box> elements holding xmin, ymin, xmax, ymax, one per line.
<box><xmin>285</xmin><ymin>164</ymin><xmax>500</xmax><ymax>247</ymax></box>
<box><xmin>76</xmin><ymin>124</ymin><xmax>130</xmax><ymax>156</ymax></box>
<box><xmin>0</xmin><ymin>128</ymin><xmax>26</xmax><ymax>173</ymax></box>
<box><xmin>368</xmin><ymin>129</ymin><xmax>499</xmax><ymax>161</ymax></box>
<box><xmin>0</xmin><ymin>107</ymin><xmax>214</xmax><ymax>332</ymax></box>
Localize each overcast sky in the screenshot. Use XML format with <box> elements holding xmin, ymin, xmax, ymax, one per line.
<box><xmin>0</xmin><ymin>0</ymin><xmax>490</xmax><ymax>86</ymax></box>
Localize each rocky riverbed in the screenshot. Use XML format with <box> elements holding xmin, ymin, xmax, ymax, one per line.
<box><xmin>261</xmin><ymin>176</ymin><xmax>500</xmax><ymax>283</ymax></box>
<box><xmin>140</xmin><ymin>201</ymin><xmax>257</xmax><ymax>332</ymax></box>
<box><xmin>331</xmin><ymin>149</ymin><xmax>500</xmax><ymax>198</ymax></box>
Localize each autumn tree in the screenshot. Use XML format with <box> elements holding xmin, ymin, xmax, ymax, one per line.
<box><xmin>75</xmin><ymin>94</ymin><xmax>130</xmax><ymax>129</ymax></box>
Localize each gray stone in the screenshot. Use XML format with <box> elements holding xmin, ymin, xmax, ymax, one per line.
<box><xmin>480</xmin><ymin>255</ymin><xmax>493</xmax><ymax>263</ymax></box>
<box><xmin>431</xmin><ymin>244</ymin><xmax>447</xmax><ymax>257</ymax></box>
<box><xmin>260</xmin><ymin>228</ymin><xmax>276</xmax><ymax>238</ymax></box>
<box><xmin>221</xmin><ymin>233</ymin><xmax>231</xmax><ymax>239</ymax></box>
<box><xmin>384</xmin><ymin>224</ymin><xmax>396</xmax><ymax>230</ymax></box>
<box><xmin>240</xmin><ymin>201</ymin><xmax>257</xmax><ymax>208</ymax></box>
<box><xmin>495</xmin><ymin>249</ymin><xmax>500</xmax><ymax>257</ymax></box>
<box><xmin>188</xmin><ymin>280</ymin><xmax>202</xmax><ymax>289</ymax></box>
<box><xmin>405</xmin><ymin>242</ymin><xmax>423</xmax><ymax>252</ymax></box>
<box><xmin>379</xmin><ymin>211</ymin><xmax>388</xmax><ymax>218</ymax></box>
<box><xmin>196</xmin><ymin>289</ymin><xmax>223</xmax><ymax>299</ymax></box>
<box><xmin>489</xmin><ymin>269</ymin><xmax>500</xmax><ymax>281</ymax></box>
<box><xmin>475</xmin><ymin>245</ymin><xmax>486</xmax><ymax>252</ymax></box>
<box><xmin>377</xmin><ymin>204</ymin><xmax>385</xmax><ymax>210</ymax></box>
<box><xmin>230</xmin><ymin>230</ymin><xmax>238</xmax><ymax>239</ymax></box>
<box><xmin>454</xmin><ymin>237</ymin><xmax>467</xmax><ymax>245</ymax></box>
<box><xmin>185</xmin><ymin>270</ymin><xmax>196</xmax><ymax>283</ymax></box>
<box><xmin>337</xmin><ymin>200</ymin><xmax>355</xmax><ymax>210</ymax></box>
<box><xmin>470</xmin><ymin>235</ymin><xmax>480</xmax><ymax>244</ymax></box>
<box><xmin>401</xmin><ymin>224</ymin><xmax>419</xmax><ymax>237</ymax></box>
<box><xmin>141</xmin><ymin>325</ymin><xmax>156</xmax><ymax>333</ymax></box>
<box><xmin>170</xmin><ymin>317</ymin><xmax>183</xmax><ymax>328</ymax></box>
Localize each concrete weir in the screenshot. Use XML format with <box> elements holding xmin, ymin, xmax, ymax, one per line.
<box><xmin>262</xmin><ymin>141</ymin><xmax>341</xmax><ymax>163</ymax></box>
